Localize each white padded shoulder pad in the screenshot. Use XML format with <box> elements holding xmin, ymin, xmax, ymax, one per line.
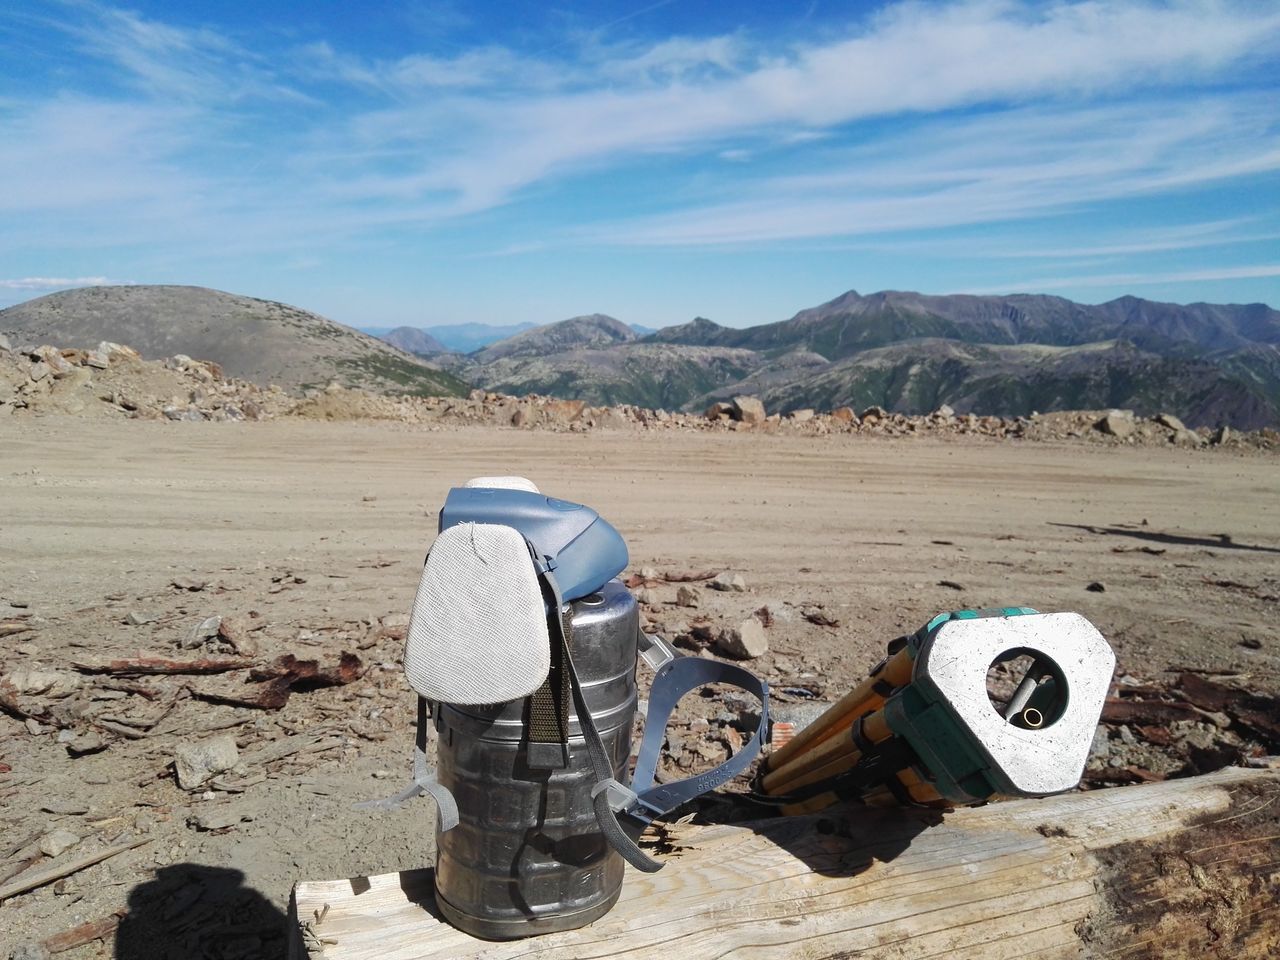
<box><xmin>464</xmin><ymin>476</ymin><xmax>540</xmax><ymax>492</ymax></box>
<box><xmin>404</xmin><ymin>523</ymin><xmax>550</xmax><ymax>705</ymax></box>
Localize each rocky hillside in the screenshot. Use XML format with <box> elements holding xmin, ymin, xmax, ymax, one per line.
<box><xmin>0</xmin><ymin>286</ymin><xmax>468</xmax><ymax>397</ymax></box>
<box><xmin>470</xmin><ymin>314</ymin><xmax>637</xmax><ymax>363</ymax></box>
<box><xmin>382</xmin><ymin>326</ymin><xmax>448</xmax><ymax>355</ymax></box>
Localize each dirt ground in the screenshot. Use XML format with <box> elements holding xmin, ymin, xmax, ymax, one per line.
<box><xmin>1</xmin><ymin>418</ymin><xmax>1278</xmax><ymax>959</ymax></box>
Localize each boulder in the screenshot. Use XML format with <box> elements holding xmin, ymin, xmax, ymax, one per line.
<box><xmin>709</xmin><ymin>571</ymin><xmax>747</xmax><ymax>592</ymax></box>
<box><xmin>717</xmin><ymin>618</ymin><xmax>768</xmax><ymax>659</ymax></box>
<box><xmin>174</xmin><ymin>734</ymin><xmax>240</xmax><ymax>789</ymax></box>
<box><xmin>831</xmin><ymin>406</ymin><xmax>858</xmax><ymax>424</ymax></box>
<box><xmin>1153</xmin><ymin>413</ymin><xmax>1185</xmax><ymax>431</ymax></box>
<box><xmin>1210</xmin><ymin>425</ymin><xmax>1231</xmax><ymax>445</ymax></box>
<box><xmin>933</xmin><ymin>404</ymin><xmax>956</xmax><ymax>419</ymax></box>
<box><xmin>791</xmin><ymin>409</ymin><xmax>815</xmax><ymax>423</ymax></box>
<box><xmin>730</xmin><ymin>395</ymin><xmax>766</xmax><ymax>424</ymax></box>
<box><xmin>705</xmin><ymin>401</ymin><xmax>734</xmax><ymax>420</ymax></box>
<box><xmin>1171</xmin><ymin>428</ymin><xmax>1204</xmax><ymax>447</ymax></box>
<box><xmin>676</xmin><ymin>585</ymin><xmax>701</xmax><ymax>608</ymax></box>
<box><xmin>861</xmin><ymin>405</ymin><xmax>888</xmax><ymax>421</ymax></box>
<box><xmin>1095</xmin><ymin>410</ymin><xmax>1135</xmax><ymax>438</ymax></box>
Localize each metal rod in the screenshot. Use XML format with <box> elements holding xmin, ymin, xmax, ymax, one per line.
<box><xmin>1001</xmin><ymin>660</ymin><xmax>1045</xmax><ymax>720</ymax></box>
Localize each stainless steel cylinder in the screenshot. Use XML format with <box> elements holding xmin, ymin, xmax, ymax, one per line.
<box><xmin>433</xmin><ymin>578</ymin><xmax>637</xmax><ymax>939</ymax></box>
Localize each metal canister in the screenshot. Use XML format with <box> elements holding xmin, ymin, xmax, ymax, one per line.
<box><xmin>433</xmin><ymin>578</ymin><xmax>637</xmax><ymax>939</ymax></box>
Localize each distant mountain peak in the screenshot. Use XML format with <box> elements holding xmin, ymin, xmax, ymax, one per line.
<box><xmin>471</xmin><ymin>313</ymin><xmax>636</xmax><ymax>362</ymax></box>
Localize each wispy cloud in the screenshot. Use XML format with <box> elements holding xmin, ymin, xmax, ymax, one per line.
<box><xmin>964</xmin><ymin>265</ymin><xmax>1280</xmax><ymax>295</ymax></box>
<box><xmin>2</xmin><ymin>0</ymin><xmax>1279</xmax><ymax>311</ymax></box>
<box><xmin>0</xmin><ymin>276</ymin><xmax>124</xmax><ymax>290</ymax></box>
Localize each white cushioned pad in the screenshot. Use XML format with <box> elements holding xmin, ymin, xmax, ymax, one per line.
<box><xmin>464</xmin><ymin>476</ymin><xmax>540</xmax><ymax>492</ymax></box>
<box><xmin>404</xmin><ymin>522</ymin><xmax>550</xmax><ymax>705</ymax></box>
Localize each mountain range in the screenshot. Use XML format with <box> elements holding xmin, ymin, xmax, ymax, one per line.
<box><xmin>386</xmin><ymin>290</ymin><xmax>1280</xmax><ymax>428</ymax></box>
<box><xmin>2</xmin><ymin>285</ymin><xmax>1275</xmax><ymax>428</ymax></box>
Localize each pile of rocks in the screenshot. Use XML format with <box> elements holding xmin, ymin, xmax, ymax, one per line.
<box><xmin>0</xmin><ymin>338</ymin><xmax>291</xmax><ymax>422</ymax></box>
<box><xmin>2</xmin><ymin>337</ymin><xmax>1275</xmax><ymax>450</ymax></box>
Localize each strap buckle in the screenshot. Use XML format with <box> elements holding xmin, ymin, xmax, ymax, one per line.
<box><xmin>590</xmin><ymin>778</ymin><xmax>640</xmax><ymax>813</ymax></box>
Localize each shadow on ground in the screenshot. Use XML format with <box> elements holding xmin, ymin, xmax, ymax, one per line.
<box><xmin>117</xmin><ymin>864</ymin><xmax>287</xmax><ymax>960</ymax></box>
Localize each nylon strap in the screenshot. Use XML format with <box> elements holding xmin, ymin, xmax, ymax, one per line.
<box><xmin>353</xmin><ymin>697</ymin><xmax>460</xmax><ymax>830</ymax></box>
<box><xmin>526</xmin><ymin>605</ymin><xmax>571</xmax><ymax>768</ymax></box>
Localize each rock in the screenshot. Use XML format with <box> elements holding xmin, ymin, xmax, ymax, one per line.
<box><xmin>182</xmin><ymin>615</ymin><xmax>222</xmax><ymax>650</ymax></box>
<box><xmin>510</xmin><ymin>408</ymin><xmax>529</xmax><ymax>428</ymax></box>
<box><xmin>791</xmin><ymin>409</ymin><xmax>815</xmax><ymax>422</ymax></box>
<box><xmin>125</xmin><ymin>611</ymin><xmax>157</xmax><ymax>626</ymax></box>
<box><xmin>1095</xmin><ymin>410</ymin><xmax>1134</xmax><ymax>438</ymax></box>
<box><xmin>98</xmin><ymin>341</ymin><xmax>140</xmax><ymax>361</ymax></box>
<box><xmin>770</xmin><ymin>701</ymin><xmax>835</xmax><ymax>730</ymax></box>
<box><xmin>716</xmin><ymin>618</ymin><xmax>769</xmax><ymax>659</ymax></box>
<box><xmin>0</xmin><ymin>333</ymin><xmax>10</xmax><ymax>353</ymax></box>
<box><xmin>6</xmin><ymin>668</ymin><xmax>82</xmax><ymax>697</ymax></box>
<box><xmin>1152</xmin><ymin>413</ymin><xmax>1185</xmax><ymax>431</ymax></box>
<box><xmin>861</xmin><ymin>405</ymin><xmax>888</xmax><ymax>421</ymax></box>
<box><xmin>933</xmin><ymin>404</ymin><xmax>956</xmax><ymax>419</ymax></box>
<box><xmin>24</xmin><ymin>718</ymin><xmax>46</xmax><ymax>735</ymax></box>
<box><xmin>29</xmin><ymin>360</ymin><xmax>50</xmax><ymax>382</ymax></box>
<box><xmin>40</xmin><ymin>798</ymin><xmax>90</xmax><ymax>815</ymax></box>
<box><xmin>675</xmin><ymin>585</ymin><xmax>701</xmax><ymax>608</ymax></box>
<box><xmin>639</xmin><ymin>566</ymin><xmax>660</xmax><ymax>581</ymax></box>
<box><xmin>705</xmin><ymin>401</ymin><xmax>734</xmax><ymax>420</ymax></box>
<box><xmin>636</xmin><ymin>588</ymin><xmax>658</xmax><ymax>605</ymax></box>
<box><xmin>84</xmin><ymin>349</ymin><xmax>110</xmax><ymax>369</ymax></box>
<box><xmin>65</xmin><ymin>732</ymin><xmax>107</xmax><ymax>756</ymax></box>
<box><xmin>830</xmin><ymin>406</ymin><xmax>858</xmax><ymax>424</ymax></box>
<box><xmin>1089</xmin><ymin>726</ymin><xmax>1111</xmax><ymax>759</ymax></box>
<box><xmin>174</xmin><ymin>734</ymin><xmax>240</xmax><ymax>789</ymax></box>
<box><xmin>729</xmin><ymin>395</ymin><xmax>766</xmax><ymax>424</ymax></box>
<box><xmin>191</xmin><ymin>805</ymin><xmax>251</xmax><ymax>831</ymax></box>
<box><xmin>1086</xmin><ymin>581</ymin><xmax>1106</xmax><ymax>593</ymax></box>
<box><xmin>709</xmin><ymin>571</ymin><xmax>746</xmax><ymax>592</ymax></box>
<box><xmin>1171</xmin><ymin>428</ymin><xmax>1204</xmax><ymax>447</ymax></box>
<box><xmin>1210</xmin><ymin>425</ymin><xmax>1231</xmax><ymax>445</ymax></box>
<box><xmin>39</xmin><ymin>828</ymin><xmax>82</xmax><ymax>857</ymax></box>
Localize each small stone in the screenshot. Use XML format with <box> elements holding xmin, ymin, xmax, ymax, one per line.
<box><xmin>1089</xmin><ymin>726</ymin><xmax>1111</xmax><ymax>759</ymax></box>
<box><xmin>24</xmin><ymin>718</ymin><xmax>46</xmax><ymax>735</ymax></box>
<box><xmin>190</xmin><ymin>806</ymin><xmax>249</xmax><ymax>831</ymax></box>
<box><xmin>1210</xmin><ymin>425</ymin><xmax>1231</xmax><ymax>445</ymax></box>
<box><xmin>1095</xmin><ymin>410</ymin><xmax>1134</xmax><ymax>438</ymax></box>
<box><xmin>41</xmin><ymin>798</ymin><xmax>90</xmax><ymax>815</ymax></box>
<box><xmin>126</xmin><ymin>610</ymin><xmax>157</xmax><ymax>626</ymax></box>
<box><xmin>933</xmin><ymin>404</ymin><xmax>956</xmax><ymax>419</ymax></box>
<box><xmin>676</xmin><ymin>585</ymin><xmax>701</xmax><ymax>608</ymax></box>
<box><xmin>182</xmin><ymin>615</ymin><xmax>222</xmax><ymax>650</ymax></box>
<box><xmin>636</xmin><ymin>588</ymin><xmax>658</xmax><ymax>605</ymax></box>
<box><xmin>362</xmin><ymin>494</ymin><xmax>377</xmax><ymax>502</ymax></box>
<box><xmin>1086</xmin><ymin>581</ymin><xmax>1106</xmax><ymax>593</ymax></box>
<box><xmin>1240</xmin><ymin>635</ymin><xmax>1262</xmax><ymax>650</ymax></box>
<box><xmin>29</xmin><ymin>360</ymin><xmax>50</xmax><ymax>381</ymax></box>
<box><xmin>709</xmin><ymin>571</ymin><xmax>747</xmax><ymax>592</ymax></box>
<box><xmin>639</xmin><ymin>566</ymin><xmax>660</xmax><ymax>581</ymax></box>
<box><xmin>84</xmin><ymin>349</ymin><xmax>110</xmax><ymax>369</ymax></box>
<box><xmin>39</xmin><ymin>829</ymin><xmax>82</xmax><ymax>857</ymax></box>
<box><xmin>0</xmin><ymin>333</ymin><xmax>10</xmax><ymax>353</ymax></box>
<box><xmin>65</xmin><ymin>732</ymin><xmax>107</xmax><ymax>756</ymax></box>
<box><xmin>174</xmin><ymin>734</ymin><xmax>240</xmax><ymax>789</ymax></box>
<box><xmin>791</xmin><ymin>408</ymin><xmax>815</xmax><ymax>422</ymax></box>
<box><xmin>10</xmin><ymin>942</ymin><xmax>51</xmax><ymax>960</ymax></box>
<box><xmin>717</xmin><ymin>618</ymin><xmax>769</xmax><ymax>659</ymax></box>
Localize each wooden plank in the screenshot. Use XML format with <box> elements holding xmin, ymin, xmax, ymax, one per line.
<box><xmin>290</xmin><ymin>767</ymin><xmax>1280</xmax><ymax>960</ymax></box>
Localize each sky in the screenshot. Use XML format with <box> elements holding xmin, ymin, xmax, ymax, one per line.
<box><xmin>1</xmin><ymin>0</ymin><xmax>1278</xmax><ymax>331</ymax></box>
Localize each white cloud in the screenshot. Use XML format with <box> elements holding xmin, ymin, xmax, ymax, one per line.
<box><xmin>0</xmin><ymin>277</ymin><xmax>122</xmax><ymax>290</ymax></box>
<box><xmin>964</xmin><ymin>264</ymin><xmax>1280</xmax><ymax>294</ymax></box>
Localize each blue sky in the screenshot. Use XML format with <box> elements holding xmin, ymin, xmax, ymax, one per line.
<box><xmin>2</xmin><ymin>1</ymin><xmax>1278</xmax><ymax>330</ymax></box>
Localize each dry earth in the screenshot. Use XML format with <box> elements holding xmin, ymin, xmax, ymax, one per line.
<box><xmin>1</xmin><ymin>418</ymin><xmax>1278</xmax><ymax>959</ymax></box>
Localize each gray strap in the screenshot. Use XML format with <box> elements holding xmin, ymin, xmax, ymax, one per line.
<box><xmin>354</xmin><ymin>697</ymin><xmax>460</xmax><ymax>831</ymax></box>
<box><xmin>541</xmin><ymin>569</ymin><xmax>664</xmax><ymax>873</ymax></box>
<box><xmin>628</xmin><ymin>656</ymin><xmax>770</xmax><ymax>822</ymax></box>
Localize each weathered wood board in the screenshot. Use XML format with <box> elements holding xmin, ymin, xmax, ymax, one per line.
<box><xmin>290</xmin><ymin>766</ymin><xmax>1279</xmax><ymax>960</ymax></box>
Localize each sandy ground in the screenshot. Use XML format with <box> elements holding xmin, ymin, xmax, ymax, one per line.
<box><xmin>1</xmin><ymin>418</ymin><xmax>1278</xmax><ymax>959</ymax></box>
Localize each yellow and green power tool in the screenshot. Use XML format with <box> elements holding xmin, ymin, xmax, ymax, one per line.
<box><xmin>760</xmin><ymin>608</ymin><xmax>1115</xmax><ymax>813</ymax></box>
